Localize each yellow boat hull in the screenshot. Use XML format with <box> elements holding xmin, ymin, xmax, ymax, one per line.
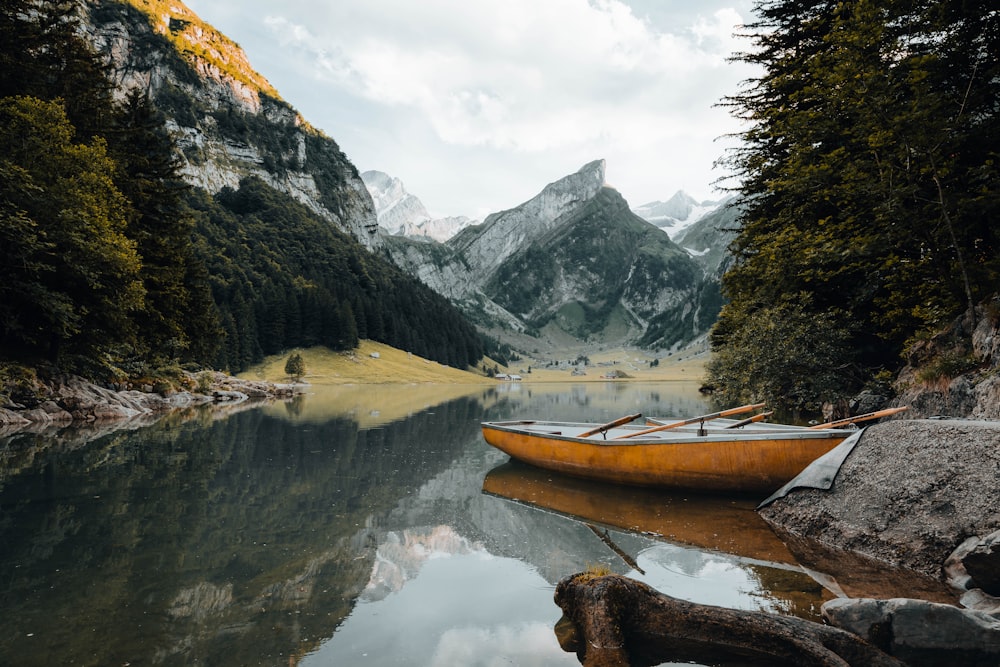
<box><xmin>481</xmin><ymin>420</ymin><xmax>849</xmax><ymax>494</ymax></box>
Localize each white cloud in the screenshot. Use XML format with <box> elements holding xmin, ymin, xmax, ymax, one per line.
<box><xmin>190</xmin><ymin>0</ymin><xmax>757</xmax><ymax>215</ymax></box>
<box><xmin>264</xmin><ymin>1</ymin><xmax>748</xmax><ymax>155</ymax></box>
<box><xmin>430</xmin><ymin>623</ymin><xmax>571</xmax><ymax>667</ymax></box>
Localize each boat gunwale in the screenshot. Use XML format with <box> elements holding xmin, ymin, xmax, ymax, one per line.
<box><xmin>481</xmin><ymin>419</ymin><xmax>850</xmax><ymax>445</ymax></box>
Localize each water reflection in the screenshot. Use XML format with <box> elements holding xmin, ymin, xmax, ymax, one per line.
<box><xmin>0</xmin><ymin>381</ymin><xmax>835</xmax><ymax>667</ymax></box>
<box><xmin>482</xmin><ymin>461</ymin><xmax>798</xmax><ymax>565</ymax></box>
<box><xmin>0</xmin><ymin>393</ymin><xmax>488</xmax><ymax>666</ymax></box>
<box><xmin>308</xmin><ymin>548</ymin><xmax>576</xmax><ymax>667</ymax></box>
<box><xmin>482</xmin><ymin>462</ymin><xmax>832</xmax><ymax>622</ymax></box>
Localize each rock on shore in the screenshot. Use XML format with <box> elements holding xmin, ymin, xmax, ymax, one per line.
<box><xmin>0</xmin><ymin>371</ymin><xmax>302</xmax><ymax>429</ymax></box>
<box><xmin>892</xmin><ymin>305</ymin><xmax>1000</xmax><ymax>420</ymax></box>
<box><xmin>759</xmin><ymin>419</ymin><xmax>1000</xmax><ymax>579</ymax></box>
<box><xmin>759</xmin><ymin>419</ymin><xmax>1000</xmax><ymax>663</ymax></box>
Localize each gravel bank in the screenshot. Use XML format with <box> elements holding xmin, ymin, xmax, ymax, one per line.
<box><xmin>759</xmin><ymin>419</ymin><xmax>1000</xmax><ymax>580</ymax></box>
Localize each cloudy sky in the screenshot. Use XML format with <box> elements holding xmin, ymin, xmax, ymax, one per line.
<box><xmin>183</xmin><ymin>0</ymin><xmax>759</xmax><ymax>219</ymax></box>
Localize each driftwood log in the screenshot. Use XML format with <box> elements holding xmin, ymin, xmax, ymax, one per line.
<box><xmin>554</xmin><ymin>573</ymin><xmax>905</xmax><ymax>667</ymax></box>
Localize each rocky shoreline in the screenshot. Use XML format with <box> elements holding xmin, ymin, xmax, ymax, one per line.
<box><xmin>0</xmin><ymin>371</ymin><xmax>303</xmax><ymax>432</ymax></box>
<box><xmin>553</xmin><ymin>419</ymin><xmax>1000</xmax><ymax>666</ymax></box>
<box><xmin>759</xmin><ymin>419</ymin><xmax>1000</xmax><ymax>665</ymax></box>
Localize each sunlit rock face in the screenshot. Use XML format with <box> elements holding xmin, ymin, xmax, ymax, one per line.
<box><xmin>81</xmin><ymin>0</ymin><xmax>381</xmax><ymax>250</ymax></box>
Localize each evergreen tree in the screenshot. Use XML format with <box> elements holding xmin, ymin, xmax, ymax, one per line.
<box><xmin>712</xmin><ymin>0</ymin><xmax>1000</xmax><ymax>408</ymax></box>
<box><xmin>109</xmin><ymin>89</ymin><xmax>219</xmax><ymax>362</ymax></box>
<box><xmin>284</xmin><ymin>352</ymin><xmax>305</xmax><ymax>382</ymax></box>
<box><xmin>3</xmin><ymin>1</ymin><xmax>115</xmax><ymax>142</ymax></box>
<box><xmin>0</xmin><ymin>96</ymin><xmax>143</xmax><ymax>362</ymax></box>
<box><xmin>194</xmin><ymin>177</ymin><xmax>486</xmax><ymax>372</ymax></box>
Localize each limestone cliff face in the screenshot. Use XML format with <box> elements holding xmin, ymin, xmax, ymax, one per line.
<box><xmin>450</xmin><ymin>160</ymin><xmax>607</xmax><ymax>283</ymax></box>
<box><xmin>387</xmin><ymin>160</ymin><xmax>711</xmax><ymax>349</ymax></box>
<box><xmin>81</xmin><ymin>0</ymin><xmax>381</xmax><ymax>249</ymax></box>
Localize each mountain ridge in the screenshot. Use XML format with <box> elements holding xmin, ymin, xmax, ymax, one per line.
<box><xmin>385</xmin><ymin>160</ymin><xmax>721</xmax><ymax>353</ymax></box>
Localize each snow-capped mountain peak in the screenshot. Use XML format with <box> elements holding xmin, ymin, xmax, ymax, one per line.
<box><xmin>361</xmin><ymin>170</ymin><xmax>474</xmax><ymax>242</ymax></box>
<box><xmin>632</xmin><ymin>190</ymin><xmax>724</xmax><ymax>240</ymax></box>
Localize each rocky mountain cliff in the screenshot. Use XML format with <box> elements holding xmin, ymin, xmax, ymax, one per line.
<box><xmin>387</xmin><ymin>160</ymin><xmax>721</xmax><ymax>352</ymax></box>
<box><xmin>361</xmin><ymin>170</ymin><xmax>473</xmax><ymax>241</ymax></box>
<box><xmin>82</xmin><ymin>0</ymin><xmax>381</xmax><ymax>249</ymax></box>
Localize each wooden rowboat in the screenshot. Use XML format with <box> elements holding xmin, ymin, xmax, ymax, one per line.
<box><xmin>481</xmin><ymin>410</ymin><xmax>853</xmax><ymax>494</ymax></box>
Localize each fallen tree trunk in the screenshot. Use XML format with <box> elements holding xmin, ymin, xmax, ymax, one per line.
<box><xmin>554</xmin><ymin>573</ymin><xmax>905</xmax><ymax>667</ymax></box>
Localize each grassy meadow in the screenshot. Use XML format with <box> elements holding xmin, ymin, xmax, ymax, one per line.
<box><xmin>240</xmin><ymin>340</ymin><xmax>708</xmax><ymax>386</ymax></box>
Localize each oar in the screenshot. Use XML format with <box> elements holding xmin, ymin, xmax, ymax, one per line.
<box><xmin>578</xmin><ymin>413</ymin><xmax>643</xmax><ymax>439</ymax></box>
<box><xmin>809</xmin><ymin>406</ymin><xmax>909</xmax><ymax>430</ymax></box>
<box><xmin>724</xmin><ymin>411</ymin><xmax>774</xmax><ymax>429</ymax></box>
<box><xmin>614</xmin><ymin>403</ymin><xmax>766</xmax><ymax>439</ymax></box>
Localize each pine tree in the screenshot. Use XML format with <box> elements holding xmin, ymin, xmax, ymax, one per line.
<box><xmin>284</xmin><ymin>352</ymin><xmax>305</xmax><ymax>382</ymax></box>
<box><xmin>711</xmin><ymin>0</ymin><xmax>1000</xmax><ymax>408</ymax></box>
<box><xmin>109</xmin><ymin>89</ymin><xmax>204</xmax><ymax>361</ymax></box>
<box><xmin>0</xmin><ymin>96</ymin><xmax>143</xmax><ymax>362</ymax></box>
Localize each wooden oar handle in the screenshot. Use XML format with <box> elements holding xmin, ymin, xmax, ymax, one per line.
<box><xmin>578</xmin><ymin>413</ymin><xmax>642</xmax><ymax>438</ymax></box>
<box><xmin>724</xmin><ymin>412</ymin><xmax>774</xmax><ymax>429</ymax></box>
<box><xmin>614</xmin><ymin>403</ymin><xmax>766</xmax><ymax>440</ymax></box>
<box><xmin>809</xmin><ymin>406</ymin><xmax>909</xmax><ymax>430</ymax></box>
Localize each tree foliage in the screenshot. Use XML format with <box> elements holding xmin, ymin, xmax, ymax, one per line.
<box><xmin>711</xmin><ymin>0</ymin><xmax>1000</xmax><ymax>409</ymax></box>
<box><xmin>0</xmin><ymin>95</ymin><xmax>143</xmax><ymax>361</ymax></box>
<box><xmin>191</xmin><ymin>178</ymin><xmax>485</xmax><ymax>373</ymax></box>
<box><xmin>284</xmin><ymin>352</ymin><xmax>305</xmax><ymax>381</ymax></box>
<box><xmin>0</xmin><ymin>1</ymin><xmax>221</xmax><ymax>371</ymax></box>
<box><xmin>706</xmin><ymin>296</ymin><xmax>854</xmax><ymax>410</ymax></box>
<box><xmin>0</xmin><ymin>2</ymin><xmax>487</xmax><ymax>378</ymax></box>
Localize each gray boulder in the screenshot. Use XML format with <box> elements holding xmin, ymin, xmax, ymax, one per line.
<box><xmin>823</xmin><ymin>597</ymin><xmax>1000</xmax><ymax>667</ymax></box>
<box><xmin>961</xmin><ymin>530</ymin><xmax>1000</xmax><ymax>596</ymax></box>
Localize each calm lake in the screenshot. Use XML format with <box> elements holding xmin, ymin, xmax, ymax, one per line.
<box><xmin>0</xmin><ymin>381</ymin><xmax>837</xmax><ymax>666</ymax></box>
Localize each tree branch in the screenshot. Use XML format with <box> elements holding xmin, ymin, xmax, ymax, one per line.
<box><xmin>554</xmin><ymin>573</ymin><xmax>906</xmax><ymax>667</ymax></box>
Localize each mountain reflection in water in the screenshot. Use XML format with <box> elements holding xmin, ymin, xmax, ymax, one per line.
<box><xmin>0</xmin><ymin>381</ymin><xmax>840</xmax><ymax>666</ymax></box>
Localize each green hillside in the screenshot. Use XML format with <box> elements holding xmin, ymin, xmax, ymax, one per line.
<box><xmin>0</xmin><ymin>1</ymin><xmax>493</xmax><ymax>381</ymax></box>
